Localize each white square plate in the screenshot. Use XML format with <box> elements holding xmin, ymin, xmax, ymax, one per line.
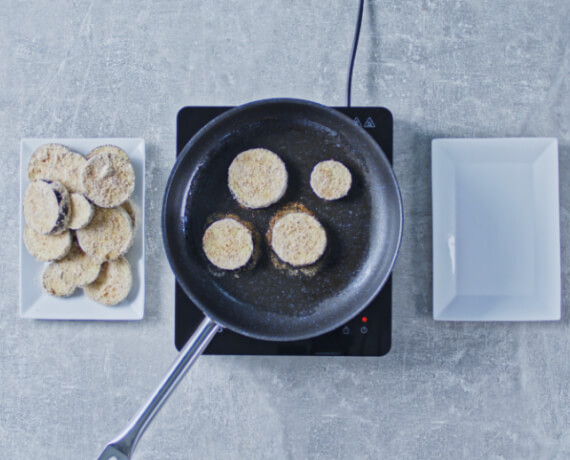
<box><xmin>432</xmin><ymin>138</ymin><xmax>560</xmax><ymax>321</ymax></box>
<box><xmin>20</xmin><ymin>138</ymin><xmax>145</xmax><ymax>320</ymax></box>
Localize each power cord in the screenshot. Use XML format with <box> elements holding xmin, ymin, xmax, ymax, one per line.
<box><xmin>347</xmin><ymin>0</ymin><xmax>365</xmax><ymax>107</ymax></box>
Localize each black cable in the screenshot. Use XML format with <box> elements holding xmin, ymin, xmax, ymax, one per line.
<box><xmin>347</xmin><ymin>0</ymin><xmax>365</xmax><ymax>107</ymax></box>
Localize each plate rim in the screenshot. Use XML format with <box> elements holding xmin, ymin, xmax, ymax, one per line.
<box><xmin>19</xmin><ymin>137</ymin><xmax>145</xmax><ymax>321</ymax></box>
<box><xmin>431</xmin><ymin>137</ymin><xmax>560</xmax><ymax>321</ymax></box>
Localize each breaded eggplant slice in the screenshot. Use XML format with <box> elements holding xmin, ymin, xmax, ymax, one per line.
<box><xmin>76</xmin><ymin>206</ymin><xmax>134</xmax><ymax>262</ymax></box>
<box><xmin>42</xmin><ymin>262</ymin><xmax>76</xmax><ymax>297</ymax></box>
<box><xmin>23</xmin><ymin>180</ymin><xmax>70</xmax><ymax>235</ymax></box>
<box><xmin>84</xmin><ymin>257</ymin><xmax>132</xmax><ymax>306</ymax></box>
<box><xmin>121</xmin><ymin>198</ymin><xmax>140</xmax><ymax>232</ymax></box>
<box><xmin>228</xmin><ymin>148</ymin><xmax>288</xmax><ymax>209</ymax></box>
<box><xmin>86</xmin><ymin>144</ymin><xmax>129</xmax><ymax>161</ymax></box>
<box><xmin>24</xmin><ymin>225</ymin><xmax>72</xmax><ymax>261</ymax></box>
<box><xmin>310</xmin><ymin>160</ymin><xmax>352</xmax><ymax>200</ymax></box>
<box><xmin>202</xmin><ymin>217</ymin><xmax>254</xmax><ymax>270</ymax></box>
<box><xmin>53</xmin><ymin>241</ymin><xmax>102</xmax><ymax>288</ymax></box>
<box><xmin>28</xmin><ymin>143</ymin><xmax>87</xmax><ymax>194</ymax></box>
<box><xmin>82</xmin><ymin>150</ymin><xmax>135</xmax><ymax>208</ymax></box>
<box><xmin>269</xmin><ymin>211</ymin><xmax>327</xmax><ymax>267</ymax></box>
<box><xmin>68</xmin><ymin>193</ymin><xmax>94</xmax><ymax>230</ymax></box>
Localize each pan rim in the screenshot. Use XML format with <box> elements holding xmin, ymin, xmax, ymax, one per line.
<box><xmin>163</xmin><ymin>98</ymin><xmax>404</xmax><ymax>341</ymax></box>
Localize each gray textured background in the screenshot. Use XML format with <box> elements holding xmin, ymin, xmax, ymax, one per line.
<box><xmin>2</xmin><ymin>0</ymin><xmax>569</xmax><ymax>459</ymax></box>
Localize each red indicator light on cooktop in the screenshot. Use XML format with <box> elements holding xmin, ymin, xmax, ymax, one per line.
<box><xmin>361</xmin><ymin>317</ymin><xmax>368</xmax><ymax>323</ymax></box>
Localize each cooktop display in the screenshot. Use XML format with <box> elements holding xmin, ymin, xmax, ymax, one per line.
<box><xmin>175</xmin><ymin>105</ymin><xmax>393</xmax><ymax>356</ymax></box>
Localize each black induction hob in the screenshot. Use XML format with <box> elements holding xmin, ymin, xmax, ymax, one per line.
<box><xmin>175</xmin><ymin>105</ymin><xmax>393</xmax><ymax>356</ymax></box>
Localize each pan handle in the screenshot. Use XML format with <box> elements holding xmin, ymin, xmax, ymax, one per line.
<box><xmin>97</xmin><ymin>316</ymin><xmax>221</xmax><ymax>460</ymax></box>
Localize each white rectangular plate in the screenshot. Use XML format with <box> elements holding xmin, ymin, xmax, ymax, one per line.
<box><xmin>432</xmin><ymin>138</ymin><xmax>560</xmax><ymax>321</ymax></box>
<box><xmin>20</xmin><ymin>138</ymin><xmax>145</xmax><ymax>320</ymax></box>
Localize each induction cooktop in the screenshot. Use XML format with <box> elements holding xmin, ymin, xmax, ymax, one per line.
<box><xmin>175</xmin><ymin>105</ymin><xmax>393</xmax><ymax>356</ymax></box>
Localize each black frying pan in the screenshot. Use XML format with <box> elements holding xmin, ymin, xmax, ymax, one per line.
<box><xmin>98</xmin><ymin>98</ymin><xmax>403</xmax><ymax>460</ymax></box>
<box><xmin>164</xmin><ymin>98</ymin><xmax>403</xmax><ymax>339</ymax></box>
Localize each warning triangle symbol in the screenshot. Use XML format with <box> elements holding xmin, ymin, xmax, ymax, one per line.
<box><xmin>364</xmin><ymin>117</ymin><xmax>376</xmax><ymax>128</ymax></box>
<box><xmin>353</xmin><ymin>117</ymin><xmax>362</xmax><ymax>127</ymax></box>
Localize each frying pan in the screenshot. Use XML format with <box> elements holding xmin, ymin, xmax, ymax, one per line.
<box><xmin>98</xmin><ymin>99</ymin><xmax>403</xmax><ymax>460</ymax></box>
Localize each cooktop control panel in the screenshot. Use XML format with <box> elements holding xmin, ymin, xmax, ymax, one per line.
<box><xmin>175</xmin><ymin>105</ymin><xmax>393</xmax><ymax>356</ymax></box>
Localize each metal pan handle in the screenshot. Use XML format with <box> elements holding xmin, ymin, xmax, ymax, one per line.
<box><xmin>97</xmin><ymin>316</ymin><xmax>221</xmax><ymax>460</ymax></box>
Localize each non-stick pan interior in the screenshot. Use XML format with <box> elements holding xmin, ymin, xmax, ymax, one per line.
<box><xmin>163</xmin><ymin>99</ymin><xmax>402</xmax><ymax>340</ymax></box>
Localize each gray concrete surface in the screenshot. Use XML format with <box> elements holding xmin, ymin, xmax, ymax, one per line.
<box><xmin>1</xmin><ymin>0</ymin><xmax>569</xmax><ymax>459</ymax></box>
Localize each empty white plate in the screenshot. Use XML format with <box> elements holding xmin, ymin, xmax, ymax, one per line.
<box><xmin>20</xmin><ymin>138</ymin><xmax>145</xmax><ymax>320</ymax></box>
<box><xmin>432</xmin><ymin>138</ymin><xmax>560</xmax><ymax>321</ymax></box>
